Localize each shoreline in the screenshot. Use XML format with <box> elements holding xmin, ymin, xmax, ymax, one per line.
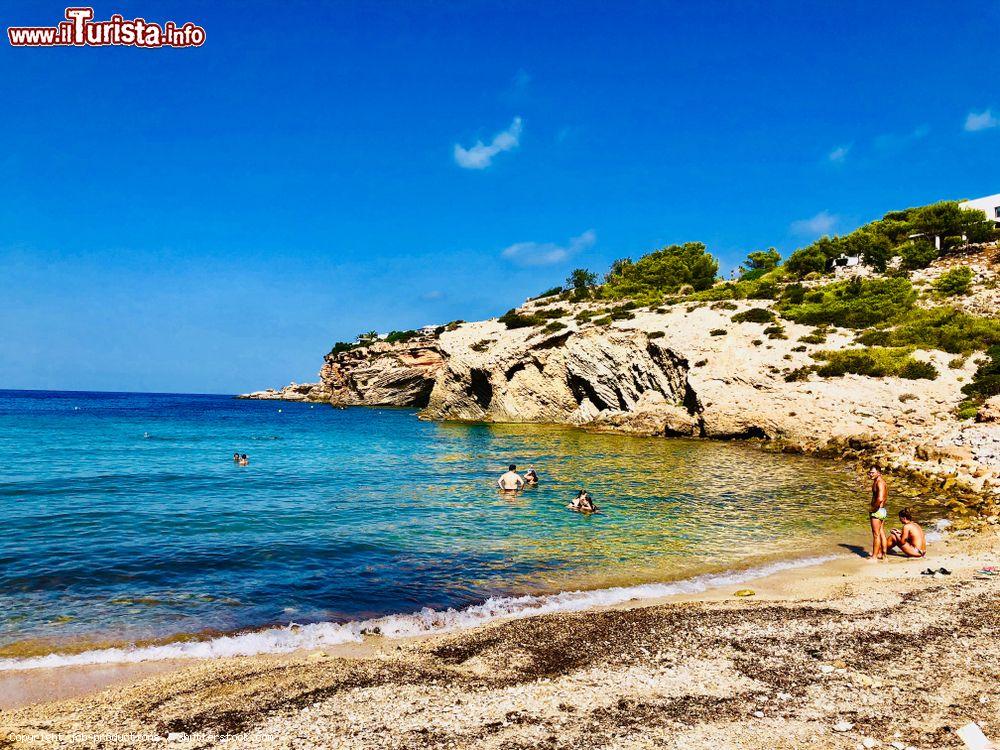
<box><xmin>1</xmin><ymin>527</ymin><xmax>997</xmax><ymax>748</ymax></box>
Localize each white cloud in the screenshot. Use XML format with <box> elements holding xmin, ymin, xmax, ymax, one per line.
<box><xmin>827</xmin><ymin>144</ymin><xmax>851</xmax><ymax>163</ymax></box>
<box><xmin>501</xmin><ymin>230</ymin><xmax>596</xmax><ymax>267</ymax></box>
<box><xmin>790</xmin><ymin>211</ymin><xmax>838</xmax><ymax>237</ymax></box>
<box><xmin>454</xmin><ymin>117</ymin><xmax>523</xmax><ymax>169</ymax></box>
<box><xmin>421</xmin><ymin>290</ymin><xmax>445</xmax><ymax>301</ymax></box>
<box><xmin>964</xmin><ymin>109</ymin><xmax>998</xmax><ymax>132</ymax></box>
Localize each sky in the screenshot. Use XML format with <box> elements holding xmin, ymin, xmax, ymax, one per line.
<box><xmin>1</xmin><ymin>0</ymin><xmax>998</xmax><ymax>394</ymax></box>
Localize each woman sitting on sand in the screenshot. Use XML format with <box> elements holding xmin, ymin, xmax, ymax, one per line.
<box><xmin>524</xmin><ymin>469</ymin><xmax>539</xmax><ymax>485</ymax></box>
<box><xmin>568</xmin><ymin>490</ymin><xmax>596</xmax><ymax>513</ymax></box>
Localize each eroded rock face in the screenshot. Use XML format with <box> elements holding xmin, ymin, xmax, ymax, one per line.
<box><xmin>320</xmin><ymin>340</ymin><xmax>445</xmax><ymax>407</ymax></box>
<box><xmin>423</xmin><ymin>326</ymin><xmax>700</xmax><ymax>436</ymax></box>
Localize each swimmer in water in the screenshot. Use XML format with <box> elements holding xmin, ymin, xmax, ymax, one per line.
<box><xmin>497</xmin><ymin>464</ymin><xmax>524</xmax><ymax>492</ymax></box>
<box><xmin>568</xmin><ymin>490</ymin><xmax>596</xmax><ymax>513</ymax></box>
<box><xmin>524</xmin><ymin>468</ymin><xmax>539</xmax><ymax>485</ymax></box>
<box><xmin>233</xmin><ymin>452</ymin><xmax>240</xmax><ymax>463</ymax></box>
<box><xmin>239</xmin><ymin>453</ymin><xmax>249</xmax><ymax>466</ymax></box>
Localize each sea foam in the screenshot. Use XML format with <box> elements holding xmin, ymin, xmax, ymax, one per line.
<box><xmin>0</xmin><ymin>554</ymin><xmax>836</xmax><ymax>671</ymax></box>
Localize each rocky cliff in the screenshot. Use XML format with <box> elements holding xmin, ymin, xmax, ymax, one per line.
<box><xmin>241</xmin><ymin>254</ymin><xmax>1000</xmax><ymax>507</ymax></box>
<box><xmin>241</xmin><ymin>337</ymin><xmax>444</xmax><ymax>408</ymax></box>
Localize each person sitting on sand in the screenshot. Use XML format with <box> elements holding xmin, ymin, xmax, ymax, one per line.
<box><xmin>497</xmin><ymin>464</ymin><xmax>524</xmax><ymax>491</ymax></box>
<box><xmin>524</xmin><ymin>469</ymin><xmax>539</xmax><ymax>485</ymax></box>
<box><xmin>568</xmin><ymin>490</ymin><xmax>596</xmax><ymax>513</ymax></box>
<box><xmin>886</xmin><ymin>508</ymin><xmax>927</xmax><ymax>558</ymax></box>
<box><xmin>868</xmin><ymin>466</ymin><xmax>888</xmax><ymax>560</ymax></box>
<box><xmin>239</xmin><ymin>453</ymin><xmax>249</xmax><ymax>467</ymax></box>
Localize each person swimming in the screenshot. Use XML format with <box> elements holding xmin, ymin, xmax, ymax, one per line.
<box><xmin>524</xmin><ymin>469</ymin><xmax>539</xmax><ymax>485</ymax></box>
<box><xmin>233</xmin><ymin>452</ymin><xmax>241</xmax><ymax>463</ymax></box>
<box><xmin>568</xmin><ymin>490</ymin><xmax>596</xmax><ymax>513</ymax></box>
<box><xmin>239</xmin><ymin>453</ymin><xmax>249</xmax><ymax>466</ymax></box>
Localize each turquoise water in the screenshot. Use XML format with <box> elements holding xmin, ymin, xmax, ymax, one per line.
<box><xmin>0</xmin><ymin>390</ymin><xmax>893</xmax><ymax>659</ymax></box>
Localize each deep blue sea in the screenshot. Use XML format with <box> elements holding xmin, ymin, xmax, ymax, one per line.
<box><xmin>0</xmin><ymin>390</ymin><xmax>924</xmax><ymax>668</ymax></box>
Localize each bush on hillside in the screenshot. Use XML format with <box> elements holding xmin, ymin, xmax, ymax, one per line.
<box><xmin>498</xmin><ymin>309</ymin><xmax>542</xmax><ymax>329</ymax></box>
<box><xmin>776</xmin><ymin>277</ymin><xmax>915</xmax><ymax>329</ymax></box>
<box><xmin>739</xmin><ymin>248</ymin><xmax>781</xmax><ymax>280</ymax></box>
<box><xmin>604</xmin><ymin>242</ymin><xmax>719</xmax><ymax>298</ymax></box>
<box><xmin>857</xmin><ymin>307</ymin><xmax>1000</xmax><ymax>355</ymax></box>
<box><xmin>934</xmin><ymin>266</ymin><xmax>973</xmax><ymax>297</ymax></box>
<box><xmin>961</xmin><ymin>345</ymin><xmax>1000</xmax><ymax>406</ymax></box>
<box><xmin>899</xmin><ymin>239</ymin><xmax>938</xmax><ymax>270</ymax></box>
<box><xmin>812</xmin><ymin>348</ymin><xmax>938</xmax><ymax>380</ymax></box>
<box><xmin>330</xmin><ymin>341</ymin><xmax>358</xmax><ymax>355</ymax></box>
<box><xmin>383</xmin><ymin>329</ymin><xmax>421</xmax><ymax>344</ymax></box>
<box><xmin>731</xmin><ymin>307</ymin><xmax>777</xmax><ymax>324</ymax></box>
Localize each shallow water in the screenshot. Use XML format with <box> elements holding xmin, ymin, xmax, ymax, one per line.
<box><xmin>0</xmin><ymin>390</ymin><xmax>935</xmax><ymax>663</ymax></box>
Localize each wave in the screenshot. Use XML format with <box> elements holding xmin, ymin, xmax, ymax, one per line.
<box><xmin>0</xmin><ymin>554</ymin><xmax>836</xmax><ymax>672</ymax></box>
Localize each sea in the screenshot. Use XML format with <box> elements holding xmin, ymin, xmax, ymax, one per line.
<box><xmin>0</xmin><ymin>390</ymin><xmax>939</xmax><ymax>670</ymax></box>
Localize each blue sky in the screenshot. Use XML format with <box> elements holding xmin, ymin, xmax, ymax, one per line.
<box><xmin>1</xmin><ymin>0</ymin><xmax>998</xmax><ymax>393</ymax></box>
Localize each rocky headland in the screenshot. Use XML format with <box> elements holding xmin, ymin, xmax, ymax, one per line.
<box><xmin>242</xmin><ymin>244</ymin><xmax>1000</xmax><ymax>518</ymax></box>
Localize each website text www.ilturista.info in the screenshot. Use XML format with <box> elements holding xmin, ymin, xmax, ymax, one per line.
<box><xmin>7</xmin><ymin>7</ymin><xmax>205</xmax><ymax>48</ymax></box>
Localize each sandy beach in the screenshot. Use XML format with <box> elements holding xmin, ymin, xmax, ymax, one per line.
<box><xmin>2</xmin><ymin>526</ymin><xmax>997</xmax><ymax>750</ymax></box>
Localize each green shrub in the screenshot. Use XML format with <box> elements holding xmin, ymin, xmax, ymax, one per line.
<box><xmin>899</xmin><ymin>239</ymin><xmax>938</xmax><ymax>270</ymax></box>
<box><xmin>811</xmin><ymin>347</ymin><xmax>937</xmax><ymax>380</ymax></box>
<box><xmin>784</xmin><ymin>366</ymin><xmax>814</xmax><ymax>382</ymax></box>
<box><xmin>764</xmin><ymin>324</ymin><xmax>787</xmax><ymax>339</ymax></box>
<box><xmin>933</xmin><ymin>266</ymin><xmax>973</xmax><ymax>297</ymax></box>
<box><xmin>710</xmin><ymin>300</ymin><xmax>738</xmax><ymax>310</ymax></box>
<box><xmin>791</xmin><ymin>345</ymin><xmax>807</xmax><ymax>352</ymax></box>
<box><xmin>575</xmin><ymin>309</ymin><xmax>595</xmax><ymax>322</ymax></box>
<box><xmin>330</xmin><ymin>341</ymin><xmax>358</xmax><ymax>355</ymax></box>
<box><xmin>780</xmin><ymin>284</ymin><xmax>806</xmax><ymax>305</ymax></box>
<box><xmin>648</xmin><ymin>331</ymin><xmax>665</xmax><ymax>339</ymax></box>
<box><xmin>538</xmin><ymin>306</ymin><xmax>568</xmax><ymax>319</ymax></box>
<box><xmin>498</xmin><ymin>309</ymin><xmax>542</xmax><ymax>329</ymax></box>
<box><xmin>731</xmin><ymin>307</ymin><xmax>776</xmax><ymax>324</ymax></box>
<box><xmin>856</xmin><ymin>307</ymin><xmax>1000</xmax><ymax>355</ymax></box>
<box><xmin>710</xmin><ymin>328</ymin><xmax>727</xmax><ymax>336</ymax></box>
<box><xmin>961</xmin><ymin>345</ymin><xmax>1000</xmax><ymax>405</ymax></box>
<box><xmin>799</xmin><ymin>333</ymin><xmax>826</xmax><ymax>344</ymax></box>
<box><xmin>383</xmin><ymin>329</ymin><xmax>421</xmax><ymax>344</ymax></box>
<box><xmin>604</xmin><ymin>242</ymin><xmax>719</xmax><ymax>298</ymax></box>
<box><xmin>739</xmin><ymin>248</ymin><xmax>781</xmax><ymax>280</ymax></box>
<box><xmin>777</xmin><ymin>277</ymin><xmax>915</xmax><ymax>329</ymax></box>
<box><xmin>537</xmin><ymin>286</ymin><xmax>564</xmax><ymax>298</ymax></box>
<box><xmin>543</xmin><ymin>320</ymin><xmax>567</xmax><ymax>333</ymax></box>
<box><xmin>591</xmin><ymin>316</ymin><xmax>611</xmax><ymax>326</ymax></box>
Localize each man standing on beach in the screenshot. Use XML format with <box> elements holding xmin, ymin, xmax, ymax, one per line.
<box><xmin>497</xmin><ymin>464</ymin><xmax>524</xmax><ymax>491</ymax></box>
<box><xmin>868</xmin><ymin>466</ymin><xmax>888</xmax><ymax>560</ymax></box>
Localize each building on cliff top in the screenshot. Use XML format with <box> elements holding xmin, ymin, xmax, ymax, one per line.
<box><xmin>961</xmin><ymin>193</ymin><xmax>1000</xmax><ymax>223</ymax></box>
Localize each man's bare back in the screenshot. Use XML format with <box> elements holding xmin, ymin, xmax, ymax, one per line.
<box><xmin>497</xmin><ymin>466</ymin><xmax>524</xmax><ymax>491</ymax></box>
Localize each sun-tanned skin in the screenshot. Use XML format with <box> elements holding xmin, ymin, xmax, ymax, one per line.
<box><xmin>497</xmin><ymin>464</ymin><xmax>524</xmax><ymax>491</ymax></box>
<box><xmin>868</xmin><ymin>467</ymin><xmax>888</xmax><ymax>560</ymax></box>
<box><xmin>886</xmin><ymin>511</ymin><xmax>927</xmax><ymax>558</ymax></box>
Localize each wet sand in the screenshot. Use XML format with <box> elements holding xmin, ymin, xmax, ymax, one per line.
<box><xmin>1</xmin><ymin>527</ymin><xmax>998</xmax><ymax>750</ymax></box>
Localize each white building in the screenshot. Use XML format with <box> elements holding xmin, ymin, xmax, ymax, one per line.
<box><xmin>960</xmin><ymin>193</ymin><xmax>1000</xmax><ymax>223</ymax></box>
